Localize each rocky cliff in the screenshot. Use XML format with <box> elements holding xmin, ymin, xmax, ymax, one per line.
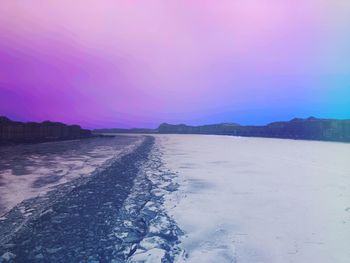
<box><xmin>158</xmin><ymin>117</ymin><xmax>350</xmax><ymax>142</ymax></box>
<box><xmin>0</xmin><ymin>116</ymin><xmax>92</xmax><ymax>145</ymax></box>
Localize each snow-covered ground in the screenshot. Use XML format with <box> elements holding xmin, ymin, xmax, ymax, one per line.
<box><xmin>0</xmin><ymin>136</ymin><xmax>143</xmax><ymax>216</ymax></box>
<box><xmin>158</xmin><ymin>135</ymin><xmax>350</xmax><ymax>263</ymax></box>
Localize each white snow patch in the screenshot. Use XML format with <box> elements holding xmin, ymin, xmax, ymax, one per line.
<box><xmin>129</xmin><ymin>248</ymin><xmax>166</xmax><ymax>263</ymax></box>
<box><xmin>139</xmin><ymin>236</ymin><xmax>166</xmax><ymax>251</ymax></box>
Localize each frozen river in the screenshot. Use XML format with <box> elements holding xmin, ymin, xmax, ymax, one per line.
<box><xmin>0</xmin><ymin>134</ymin><xmax>349</xmax><ymax>262</ymax></box>
<box><xmin>158</xmin><ymin>135</ymin><xmax>350</xmax><ymax>263</ymax></box>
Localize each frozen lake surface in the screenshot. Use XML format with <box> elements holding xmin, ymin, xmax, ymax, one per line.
<box><xmin>0</xmin><ymin>136</ymin><xmax>143</xmax><ymax>216</ymax></box>
<box><xmin>158</xmin><ymin>135</ymin><xmax>350</xmax><ymax>263</ymax></box>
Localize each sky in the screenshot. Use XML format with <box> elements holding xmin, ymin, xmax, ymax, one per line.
<box><xmin>0</xmin><ymin>1</ymin><xmax>350</xmax><ymax>128</ymax></box>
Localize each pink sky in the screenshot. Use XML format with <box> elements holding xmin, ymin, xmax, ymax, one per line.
<box><xmin>1</xmin><ymin>1</ymin><xmax>349</xmax><ymax>128</ymax></box>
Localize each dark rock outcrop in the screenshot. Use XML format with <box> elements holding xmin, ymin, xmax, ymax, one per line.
<box><xmin>0</xmin><ymin>116</ymin><xmax>91</xmax><ymax>145</ymax></box>
<box><xmin>158</xmin><ymin>117</ymin><xmax>350</xmax><ymax>142</ymax></box>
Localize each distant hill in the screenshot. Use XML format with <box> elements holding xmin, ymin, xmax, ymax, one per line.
<box><xmin>157</xmin><ymin>122</ymin><xmax>240</xmax><ymax>134</ymax></box>
<box><xmin>0</xmin><ymin>116</ymin><xmax>92</xmax><ymax>145</ymax></box>
<box><xmin>158</xmin><ymin>117</ymin><xmax>350</xmax><ymax>142</ymax></box>
<box><xmin>94</xmin><ymin>117</ymin><xmax>350</xmax><ymax>142</ymax></box>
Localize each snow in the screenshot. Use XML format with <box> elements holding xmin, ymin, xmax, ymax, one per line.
<box><xmin>130</xmin><ymin>248</ymin><xmax>166</xmax><ymax>263</ymax></box>
<box><xmin>157</xmin><ymin>135</ymin><xmax>350</xmax><ymax>263</ymax></box>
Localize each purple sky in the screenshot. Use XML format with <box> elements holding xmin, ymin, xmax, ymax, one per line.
<box><xmin>1</xmin><ymin>1</ymin><xmax>350</xmax><ymax>128</ymax></box>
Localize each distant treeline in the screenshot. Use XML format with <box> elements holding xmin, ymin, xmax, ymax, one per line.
<box><xmin>0</xmin><ymin>116</ymin><xmax>91</xmax><ymax>145</ymax></box>
<box><xmin>95</xmin><ymin>117</ymin><xmax>350</xmax><ymax>142</ymax></box>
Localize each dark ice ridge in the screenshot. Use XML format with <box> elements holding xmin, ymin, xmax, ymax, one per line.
<box><xmin>0</xmin><ymin>136</ymin><xmax>183</xmax><ymax>262</ymax></box>
<box><xmin>112</xmin><ymin>143</ymin><xmax>183</xmax><ymax>262</ymax></box>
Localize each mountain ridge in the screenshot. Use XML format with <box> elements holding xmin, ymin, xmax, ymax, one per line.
<box><xmin>95</xmin><ymin>117</ymin><xmax>350</xmax><ymax>142</ymax></box>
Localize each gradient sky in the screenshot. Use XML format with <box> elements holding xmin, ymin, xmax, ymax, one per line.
<box><xmin>1</xmin><ymin>1</ymin><xmax>350</xmax><ymax>128</ymax></box>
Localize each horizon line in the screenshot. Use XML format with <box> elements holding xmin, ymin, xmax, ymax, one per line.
<box><xmin>93</xmin><ymin>116</ymin><xmax>350</xmax><ymax>130</ymax></box>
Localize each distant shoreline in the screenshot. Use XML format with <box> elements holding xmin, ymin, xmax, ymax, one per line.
<box><xmin>0</xmin><ymin>116</ymin><xmax>93</xmax><ymax>146</ymax></box>
<box><xmin>94</xmin><ymin>117</ymin><xmax>350</xmax><ymax>143</ymax></box>
<box><xmin>2</xmin><ymin>115</ymin><xmax>349</xmax><ymax>144</ymax></box>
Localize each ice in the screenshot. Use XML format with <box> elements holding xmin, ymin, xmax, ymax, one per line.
<box><xmin>1</xmin><ymin>251</ymin><xmax>16</xmax><ymax>261</ymax></box>
<box><xmin>139</xmin><ymin>236</ymin><xmax>166</xmax><ymax>250</ymax></box>
<box><xmin>0</xmin><ymin>136</ymin><xmax>143</xmax><ymax>216</ymax></box>
<box><xmin>129</xmin><ymin>248</ymin><xmax>166</xmax><ymax>263</ymax></box>
<box><xmin>157</xmin><ymin>135</ymin><xmax>350</xmax><ymax>263</ymax></box>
